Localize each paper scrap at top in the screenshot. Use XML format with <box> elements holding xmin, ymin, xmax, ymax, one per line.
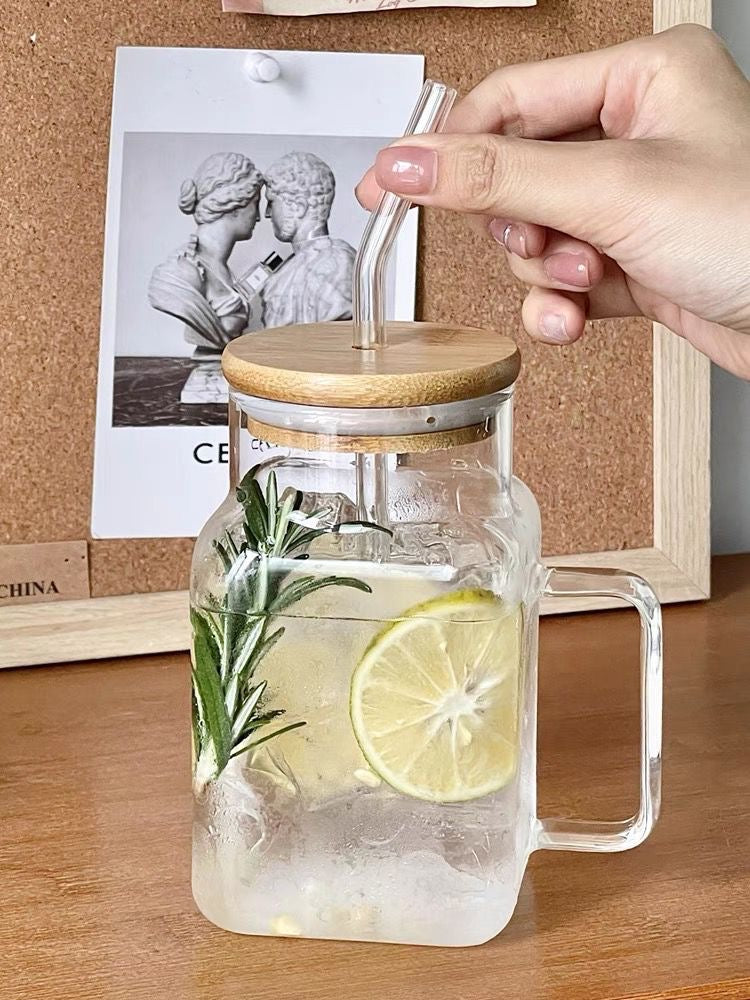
<box><xmin>223</xmin><ymin>0</ymin><xmax>535</xmax><ymax>13</ymax></box>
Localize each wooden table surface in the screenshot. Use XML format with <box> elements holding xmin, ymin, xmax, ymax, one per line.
<box><xmin>2</xmin><ymin>555</ymin><xmax>749</xmax><ymax>1000</ymax></box>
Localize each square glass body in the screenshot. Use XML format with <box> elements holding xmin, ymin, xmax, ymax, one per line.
<box><xmin>190</xmin><ymin>390</ymin><xmax>548</xmax><ymax>946</ymax></box>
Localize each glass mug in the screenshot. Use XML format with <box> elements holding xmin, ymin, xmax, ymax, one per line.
<box><xmin>189</xmin><ymin>321</ymin><xmax>663</xmax><ymax>947</ymax></box>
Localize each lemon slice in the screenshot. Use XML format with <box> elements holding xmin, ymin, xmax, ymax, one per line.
<box><xmin>350</xmin><ymin>589</ymin><xmax>522</xmax><ymax>803</ymax></box>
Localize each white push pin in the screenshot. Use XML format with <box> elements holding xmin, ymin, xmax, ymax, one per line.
<box><xmin>244</xmin><ymin>51</ymin><xmax>281</xmax><ymax>84</ymax></box>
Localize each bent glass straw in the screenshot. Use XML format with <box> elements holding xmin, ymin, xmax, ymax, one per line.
<box><xmin>352</xmin><ymin>79</ymin><xmax>457</xmax><ymax>351</ymax></box>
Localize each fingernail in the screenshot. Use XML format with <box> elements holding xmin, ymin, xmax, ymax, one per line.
<box><xmin>539</xmin><ymin>312</ymin><xmax>570</xmax><ymax>343</ymax></box>
<box><xmin>374</xmin><ymin>146</ymin><xmax>438</xmax><ymax>195</ymax></box>
<box><xmin>543</xmin><ymin>253</ymin><xmax>590</xmax><ymax>288</ymax></box>
<box><xmin>489</xmin><ymin>219</ymin><xmax>528</xmax><ymax>258</ymax></box>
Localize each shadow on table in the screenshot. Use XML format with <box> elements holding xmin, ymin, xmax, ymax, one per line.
<box><xmin>710</xmin><ymin>554</ymin><xmax>750</xmax><ymax>603</ymax></box>
<box><xmin>494</xmin><ymin>853</ymin><xmax>634</xmax><ymax>946</ymax></box>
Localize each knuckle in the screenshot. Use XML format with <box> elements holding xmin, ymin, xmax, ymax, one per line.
<box><xmin>661</xmin><ymin>24</ymin><xmax>726</xmax><ymax>70</ymax></box>
<box><xmin>451</xmin><ymin>139</ymin><xmax>504</xmax><ymax>212</ymax></box>
<box><xmin>487</xmin><ymin>73</ymin><xmax>524</xmax><ymax>137</ymax></box>
<box><xmin>664</xmin><ymin>23</ymin><xmax>719</xmax><ymax>51</ymax></box>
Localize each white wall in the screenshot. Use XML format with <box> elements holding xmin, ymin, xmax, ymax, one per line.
<box><xmin>711</xmin><ymin>1</ymin><xmax>750</xmax><ymax>554</ymax></box>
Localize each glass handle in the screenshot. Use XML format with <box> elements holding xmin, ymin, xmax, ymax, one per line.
<box><xmin>535</xmin><ymin>567</ymin><xmax>663</xmax><ymax>853</ymax></box>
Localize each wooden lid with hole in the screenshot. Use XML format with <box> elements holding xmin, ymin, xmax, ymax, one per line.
<box><xmin>222</xmin><ymin>321</ymin><xmax>520</xmax><ymax>408</ymax></box>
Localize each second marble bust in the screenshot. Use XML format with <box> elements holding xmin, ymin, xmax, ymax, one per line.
<box><xmin>261</xmin><ymin>152</ymin><xmax>356</xmax><ymax>328</ymax></box>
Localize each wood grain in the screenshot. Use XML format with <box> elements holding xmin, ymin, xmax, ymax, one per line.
<box><xmin>543</xmin><ymin>545</ymin><xmax>708</xmax><ymax>612</ymax></box>
<box><xmin>246</xmin><ymin>414</ymin><xmax>492</xmax><ymax>452</ymax></box>
<box><xmin>621</xmin><ymin>984</ymin><xmax>750</xmax><ymax>1000</ymax></box>
<box><xmin>0</xmin><ymin>546</ymin><xmax>706</xmax><ymax>670</ymax></box>
<box><xmin>0</xmin><ymin>554</ymin><xmax>747</xmax><ymax>1000</ymax></box>
<box><xmin>651</xmin><ymin>0</ymin><xmax>713</xmax><ymax>602</ymax></box>
<box><xmin>223</xmin><ymin>322</ymin><xmax>521</xmax><ymax>406</ymax></box>
<box><xmin>0</xmin><ymin>590</ymin><xmax>189</xmax><ymax>669</ymax></box>
<box><xmin>653</xmin><ymin>0</ymin><xmax>711</xmax><ymax>32</ymax></box>
<box><xmin>653</xmin><ymin>330</ymin><xmax>711</xmax><ymax>598</ymax></box>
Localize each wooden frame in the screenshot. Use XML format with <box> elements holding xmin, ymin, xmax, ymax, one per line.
<box><xmin>549</xmin><ymin>0</ymin><xmax>713</xmax><ymax>613</ymax></box>
<box><xmin>0</xmin><ymin>0</ymin><xmax>711</xmax><ymax>667</ymax></box>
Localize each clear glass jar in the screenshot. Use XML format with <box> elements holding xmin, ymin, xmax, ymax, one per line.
<box><xmin>190</xmin><ymin>325</ymin><xmax>662</xmax><ymax>947</ymax></box>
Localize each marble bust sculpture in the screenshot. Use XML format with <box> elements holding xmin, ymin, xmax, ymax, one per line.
<box><xmin>148</xmin><ymin>152</ymin><xmax>266</xmax><ymax>353</ymax></box>
<box><xmin>261</xmin><ymin>152</ymin><xmax>356</xmax><ymax>328</ymax></box>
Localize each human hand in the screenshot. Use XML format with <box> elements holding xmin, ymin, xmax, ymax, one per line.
<box><xmin>357</xmin><ymin>26</ymin><xmax>750</xmax><ymax>379</ymax></box>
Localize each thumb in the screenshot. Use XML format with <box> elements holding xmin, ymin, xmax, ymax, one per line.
<box><xmin>373</xmin><ymin>133</ymin><xmax>637</xmax><ymax>250</ymax></box>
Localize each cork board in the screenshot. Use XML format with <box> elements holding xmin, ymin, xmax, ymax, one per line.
<box><xmin>1</xmin><ymin>0</ymin><xmax>654</xmax><ymax>601</ymax></box>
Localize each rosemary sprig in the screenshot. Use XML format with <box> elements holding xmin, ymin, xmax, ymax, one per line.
<box><xmin>191</xmin><ymin>469</ymin><xmax>376</xmax><ymax>790</ymax></box>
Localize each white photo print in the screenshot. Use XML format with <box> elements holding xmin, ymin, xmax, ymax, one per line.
<box><xmin>92</xmin><ymin>48</ymin><xmax>422</xmax><ymax>539</ymax></box>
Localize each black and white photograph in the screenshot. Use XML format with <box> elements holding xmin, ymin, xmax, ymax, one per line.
<box><xmin>115</xmin><ymin>132</ymin><xmax>397</xmax><ymax>427</ymax></box>
<box><xmin>92</xmin><ymin>47</ymin><xmax>423</xmax><ymax>538</ymax></box>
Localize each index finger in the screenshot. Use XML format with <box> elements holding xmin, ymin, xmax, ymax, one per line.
<box><xmin>355</xmin><ymin>35</ymin><xmax>650</xmax><ymax>210</ymax></box>
<box><xmin>446</xmin><ymin>33</ymin><xmax>653</xmax><ymax>138</ymax></box>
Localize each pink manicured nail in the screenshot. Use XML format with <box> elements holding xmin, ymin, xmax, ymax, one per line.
<box><xmin>543</xmin><ymin>253</ymin><xmax>591</xmax><ymax>288</ymax></box>
<box><xmin>489</xmin><ymin>219</ymin><xmax>528</xmax><ymax>258</ymax></box>
<box><xmin>374</xmin><ymin>146</ymin><xmax>438</xmax><ymax>195</ymax></box>
<box><xmin>539</xmin><ymin>312</ymin><xmax>570</xmax><ymax>343</ymax></box>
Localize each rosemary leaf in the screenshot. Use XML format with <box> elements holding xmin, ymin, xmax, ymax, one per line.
<box><xmin>266</xmin><ymin>472</ymin><xmax>278</xmax><ymax>538</ymax></box>
<box><xmin>221</xmin><ymin>603</ymin><xmax>246</xmax><ymax>673</ymax></box>
<box><xmin>334</xmin><ymin>520</ymin><xmax>395</xmax><ymax>537</ymax></box>
<box><xmin>235</xmin><ymin>471</ymin><xmax>254</xmax><ymax>505</ymax></box>
<box><xmin>282</xmin><ymin>526</ymin><xmax>328</xmax><ymax>552</ymax></box>
<box><xmin>213</xmin><ymin>539</ymin><xmax>233</xmax><ymax>574</ymax></box>
<box><xmin>229</xmin><ymin>617</ymin><xmax>266</xmax><ymax>683</ymax></box>
<box><xmin>192</xmin><ymin>472</ymin><xmax>379</xmax><ymax>786</ymax></box>
<box><xmin>231</xmin><ymin>680</ymin><xmax>268</xmax><ymax>743</ymax></box>
<box><xmin>244</xmin><ymin>499</ymin><xmax>267</xmax><ymax>549</ymax></box>
<box><xmin>273</xmin><ymin>491</ymin><xmax>298</xmax><ymax>556</ymax></box>
<box><xmin>191</xmin><ymin>690</ymin><xmax>202</xmax><ymax>759</ymax></box>
<box><xmin>236</xmin><ymin>625</ymin><xmax>286</xmax><ymax>692</ymax></box>
<box><xmin>269</xmin><ymin>575</ymin><xmax>372</xmax><ymax>615</ymax></box>
<box><xmin>235</xmin><ymin>709</ymin><xmax>286</xmax><ymax>743</ymax></box>
<box><xmin>245</xmin><ymin>626</ymin><xmax>285</xmax><ymax>677</ymax></box>
<box><xmin>194</xmin><ymin>608</ymin><xmax>224</xmax><ymax>654</ymax></box>
<box><xmin>224</xmin><ymin>532</ymin><xmax>241</xmax><ymax>561</ymax></box>
<box><xmin>230</xmin><ymin>720</ymin><xmax>307</xmax><ymax>760</ymax></box>
<box><xmin>243</xmin><ymin>522</ymin><xmax>258</xmax><ymax>549</ymax></box>
<box><xmin>191</xmin><ymin>611</ymin><xmax>232</xmax><ymax>779</ymax></box>
<box><xmin>246</xmin><ymin>720</ymin><xmax>308</xmax><ymax>751</ymax></box>
<box><xmin>248</xmin><ymin>478</ymin><xmax>269</xmax><ymax>536</ymax></box>
<box><xmin>287</xmin><ymin>507</ymin><xmax>330</xmax><ymax>527</ymax></box>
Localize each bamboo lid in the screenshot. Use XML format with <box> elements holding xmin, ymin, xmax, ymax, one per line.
<box><xmin>222</xmin><ymin>321</ymin><xmax>520</xmax><ymax>408</ymax></box>
<box><xmin>245</xmin><ymin>416</ymin><xmax>492</xmax><ymax>454</ymax></box>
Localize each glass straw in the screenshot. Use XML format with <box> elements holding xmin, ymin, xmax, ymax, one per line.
<box><xmin>350</xmin><ymin>80</ymin><xmax>456</xmax><ymax>561</ymax></box>
<box><xmin>352</xmin><ymin>79</ymin><xmax>457</xmax><ymax>351</ymax></box>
